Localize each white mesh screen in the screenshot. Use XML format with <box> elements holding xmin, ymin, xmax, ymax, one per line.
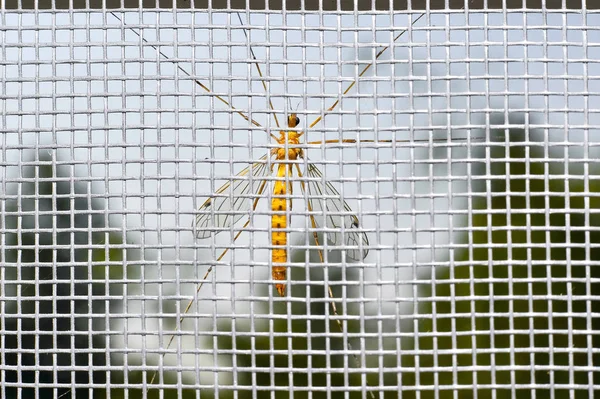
<box><xmin>1</xmin><ymin>4</ymin><xmax>599</xmax><ymax>398</ymax></box>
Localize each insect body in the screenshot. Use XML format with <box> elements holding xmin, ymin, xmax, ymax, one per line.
<box><xmin>194</xmin><ymin>112</ymin><xmax>370</xmax><ymax>296</ymax></box>
<box><xmin>269</xmin><ymin>115</ymin><xmax>302</xmax><ymax>296</ymax></box>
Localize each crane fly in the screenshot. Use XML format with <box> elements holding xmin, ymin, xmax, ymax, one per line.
<box><xmin>108</xmin><ymin>9</ymin><xmax>465</xmax><ymax>396</ymax></box>
<box><xmin>194</xmin><ymin>115</ymin><xmax>370</xmax><ymax>297</ymax></box>
<box><xmin>114</xmin><ymin>11</ymin><xmax>429</xmax><ymax>395</ymax></box>
<box><xmin>189</xmin><ymin>10</ymin><xmax>429</xmax><ymax>299</ymax></box>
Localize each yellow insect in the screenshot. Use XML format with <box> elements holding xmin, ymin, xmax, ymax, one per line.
<box><xmin>194</xmin><ymin>113</ymin><xmax>370</xmax><ymax>297</ymax></box>
<box><xmin>112</xmin><ymin>10</ymin><xmax>430</xmax><ymax>394</ymax></box>
<box><xmin>189</xmin><ymin>11</ymin><xmax>427</xmax><ymax>299</ymax></box>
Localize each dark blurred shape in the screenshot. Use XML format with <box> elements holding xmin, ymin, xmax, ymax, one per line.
<box><xmin>393</xmin><ymin>113</ymin><xmax>600</xmax><ymax>398</ymax></box>
<box><xmin>1</xmin><ymin>152</ymin><xmax>128</xmax><ymax>399</ymax></box>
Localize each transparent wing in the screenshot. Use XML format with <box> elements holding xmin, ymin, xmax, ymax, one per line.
<box><xmin>194</xmin><ymin>154</ymin><xmax>272</xmax><ymax>239</ymax></box>
<box><xmin>304</xmin><ymin>163</ymin><xmax>369</xmax><ymax>261</ymax></box>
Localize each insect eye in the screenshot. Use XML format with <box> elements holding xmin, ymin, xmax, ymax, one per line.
<box><xmin>295</xmin><ymin>116</ymin><xmax>300</xmax><ymax>126</ymax></box>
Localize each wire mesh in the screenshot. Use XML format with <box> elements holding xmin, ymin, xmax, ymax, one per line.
<box><xmin>1</xmin><ymin>4</ymin><xmax>599</xmax><ymax>398</ymax></box>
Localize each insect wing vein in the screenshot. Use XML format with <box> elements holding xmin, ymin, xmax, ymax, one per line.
<box><xmin>195</xmin><ymin>154</ymin><xmax>271</xmax><ymax>239</ymax></box>
<box><xmin>305</xmin><ymin>163</ymin><xmax>369</xmax><ymax>260</ymax></box>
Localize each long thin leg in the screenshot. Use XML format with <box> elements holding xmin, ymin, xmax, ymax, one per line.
<box><xmin>303</xmin><ymin>13</ymin><xmax>427</xmax><ymax>133</ymax></box>
<box><xmin>236</xmin><ymin>13</ymin><xmax>281</xmax><ymax>131</ymax></box>
<box><xmin>306</xmin><ymin>138</ymin><xmax>489</xmax><ymax>145</ymax></box>
<box><xmin>150</xmin><ymin>175</ymin><xmax>271</xmax><ymax>385</ymax></box>
<box><xmin>149</xmin><ymin>219</ymin><xmax>251</xmax><ymax>385</ymax></box>
<box><xmin>295</xmin><ymin>163</ymin><xmax>376</xmax><ymax>399</ymax></box>
<box><xmin>301</xmin><ymin>2</ymin><xmax>476</xmax><ymax>135</ymax></box>
<box><xmin>109</xmin><ymin>12</ymin><xmax>273</xmax><ymax>138</ymax></box>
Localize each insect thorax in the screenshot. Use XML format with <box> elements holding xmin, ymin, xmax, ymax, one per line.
<box><xmin>275</xmin><ymin>131</ymin><xmax>303</xmax><ymax>161</ymax></box>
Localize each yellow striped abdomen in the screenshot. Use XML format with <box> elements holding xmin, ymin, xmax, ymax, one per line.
<box><xmin>271</xmin><ymin>163</ymin><xmax>292</xmax><ymax>296</ymax></box>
